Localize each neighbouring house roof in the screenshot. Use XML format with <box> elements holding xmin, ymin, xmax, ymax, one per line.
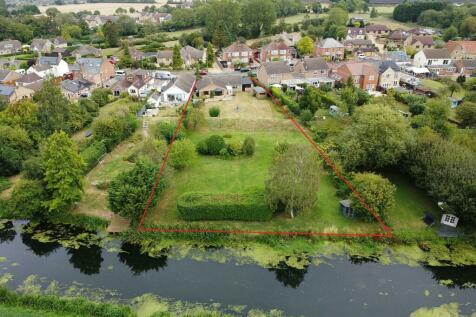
<box><xmin>61</xmin><ymin>79</ymin><xmax>92</xmax><ymax>93</ymax></box>
<box><xmin>223</xmin><ymin>42</ymin><xmax>252</xmax><ymax>54</ymax></box>
<box><xmin>77</xmin><ymin>58</ymin><xmax>105</xmax><ymax>75</ymax></box>
<box><xmin>261</xmin><ymin>61</ymin><xmax>291</xmax><ymax>75</ymax></box>
<box><xmin>379</xmin><ymin>60</ymin><xmax>400</xmax><ymax>73</ymax></box>
<box><xmin>157</xmin><ymin>50</ymin><xmax>173</xmax><ymax>59</ymax></box>
<box><xmin>388</xmin><ymin>29</ymin><xmax>408</xmax><ymax>41</ymax></box>
<box><xmin>454</xmin><ymin>59</ymin><xmax>476</xmax><ymax>68</ymax></box>
<box><xmin>343</xmin><ymin>39</ymin><xmax>374</xmax><ymax>46</ymax></box>
<box><xmin>422</xmin><ymin>48</ymin><xmax>451</xmax><ymax>59</ymax></box>
<box><xmin>340</xmin><ymin>62</ymin><xmax>378</xmax><ymax>76</ymax></box>
<box><xmin>409</xmin><ymin>35</ymin><xmax>434</xmax><ymax>46</ymax></box>
<box><xmin>261</xmin><ymin>40</ymin><xmax>290</xmax><ymax>52</ymax></box>
<box><xmin>0</xmin><ymin>40</ymin><xmax>21</xmax><ymax>52</ymax></box>
<box><xmin>385</xmin><ymin>50</ymin><xmax>409</xmax><ymax>62</ymax></box>
<box><xmin>0</xmin><ymin>69</ymin><xmax>21</xmax><ymax>82</ymax></box>
<box><xmin>38</xmin><ymin>56</ymin><xmax>60</xmax><ymax>66</ymax></box>
<box><xmin>299</xmin><ymin>57</ymin><xmax>329</xmax><ymax>71</ymax></box>
<box><xmin>347</xmin><ymin>27</ymin><xmax>366</xmax><ymax>36</ymax></box>
<box><xmin>52</xmin><ymin>37</ymin><xmax>67</xmax><ymax>46</ymax></box>
<box><xmin>17</xmin><ymin>72</ymin><xmax>43</xmax><ymax>84</ymax></box>
<box><xmin>0</xmin><ymin>84</ymin><xmax>14</xmax><ymax>97</ymax></box>
<box><xmin>446</xmin><ymin>40</ymin><xmax>476</xmax><ymax>55</ymax></box>
<box><xmin>23</xmin><ymin>80</ymin><xmax>44</xmax><ymax>92</ymax></box>
<box><xmin>197</xmin><ymin>73</ymin><xmax>252</xmax><ymax>90</ymax></box>
<box><xmin>72</xmin><ymin>45</ymin><xmax>102</xmax><ymax>57</ymax></box>
<box><xmin>317</xmin><ymin>38</ymin><xmax>344</xmax><ymax>49</ymax></box>
<box><xmin>365</xmin><ymin>24</ymin><xmax>390</xmax><ymax>32</ymax></box>
<box><xmin>163</xmin><ymin>73</ymin><xmax>195</xmax><ymax>93</ymax></box>
<box><xmin>180</xmin><ymin>45</ymin><xmax>204</xmax><ymax>62</ymax></box>
<box><xmin>31</xmin><ymin>38</ymin><xmax>51</xmax><ymax>51</ymax></box>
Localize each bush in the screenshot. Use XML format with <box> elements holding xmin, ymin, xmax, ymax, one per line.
<box><xmin>21</xmin><ymin>155</ymin><xmax>44</xmax><ymax>180</ymax></box>
<box><xmin>9</xmin><ymin>179</ymin><xmax>46</xmax><ymax>219</ymax></box>
<box><xmin>196</xmin><ymin>140</ymin><xmax>209</xmax><ymax>155</ymax></box>
<box><xmin>90</xmin><ymin>88</ymin><xmax>112</xmax><ymax>107</ymax></box>
<box><xmin>300</xmin><ymin>109</ymin><xmax>313</xmax><ymax>124</ymax></box>
<box><xmin>79</xmin><ymin>99</ymin><xmax>99</xmax><ymax>117</ymax></box>
<box><xmin>92</xmin><ymin>113</ymin><xmax>138</xmax><ymax>151</ymax></box>
<box><xmin>80</xmin><ymin>140</ymin><xmax>107</xmax><ymax>172</ymax></box>
<box><xmin>205</xmin><ymin>135</ymin><xmax>226</xmax><ymax>155</ymax></box>
<box><xmin>228</xmin><ymin>140</ymin><xmax>243</xmax><ymax>156</ymax></box>
<box><xmin>242</xmin><ymin>137</ymin><xmax>255</xmax><ymax>156</ymax></box>
<box><xmin>0</xmin><ymin>177</ymin><xmax>11</xmax><ymax>192</ymax></box>
<box><xmin>177</xmin><ymin>189</ymin><xmax>272</xmax><ymax>221</ymax></box>
<box><xmin>209</xmin><ymin>106</ymin><xmax>220</xmax><ymax>117</ymax></box>
<box><xmin>170</xmin><ymin>139</ymin><xmax>197</xmax><ymax>169</ymax></box>
<box><xmin>152</xmin><ymin>121</ymin><xmax>185</xmax><ymax>144</ymax></box>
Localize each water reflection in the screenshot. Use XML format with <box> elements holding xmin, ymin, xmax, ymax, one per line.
<box><xmin>0</xmin><ymin>221</ymin><xmax>16</xmax><ymax>243</ymax></box>
<box><xmin>68</xmin><ymin>245</ymin><xmax>104</xmax><ymax>275</ymax></box>
<box><xmin>425</xmin><ymin>265</ymin><xmax>476</xmax><ymax>288</ymax></box>
<box><xmin>269</xmin><ymin>261</ymin><xmax>308</xmax><ymax>288</ymax></box>
<box><xmin>21</xmin><ymin>231</ymin><xmax>61</xmax><ymax>257</ymax></box>
<box><xmin>118</xmin><ymin>242</ymin><xmax>168</xmax><ymax>275</ymax></box>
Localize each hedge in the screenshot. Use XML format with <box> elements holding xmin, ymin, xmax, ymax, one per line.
<box><xmin>80</xmin><ymin>140</ymin><xmax>108</xmax><ymax>173</ymax></box>
<box><xmin>177</xmin><ymin>189</ymin><xmax>272</xmax><ymax>221</ymax></box>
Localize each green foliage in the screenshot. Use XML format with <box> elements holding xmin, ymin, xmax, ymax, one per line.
<box><xmin>92</xmin><ymin>110</ymin><xmax>138</xmax><ymax>151</ymax></box>
<box><xmin>90</xmin><ymin>89</ymin><xmax>112</xmax><ymax>107</ymax></box>
<box><xmin>152</xmin><ymin>121</ymin><xmax>185</xmax><ymax>144</ymax></box>
<box><xmin>204</xmin><ymin>0</ymin><xmax>241</xmax><ymax>47</ymax></box>
<box><xmin>370</xmin><ymin>7</ymin><xmax>378</xmax><ymax>18</ymax></box>
<box><xmin>404</xmin><ymin>129</ymin><xmax>476</xmax><ymax>223</ymax></box>
<box><xmin>349</xmin><ymin>172</ymin><xmax>396</xmax><ymax>222</ymax></box>
<box><xmin>196</xmin><ymin>140</ymin><xmax>208</xmax><ymax>155</ymax></box>
<box><xmin>41</xmin><ymin>131</ymin><xmax>85</xmax><ymax>213</ymax></box>
<box><xmin>338</xmin><ymin>104</ymin><xmax>412</xmax><ymax>171</ymax></box>
<box><xmin>393</xmin><ymin>1</ymin><xmax>447</xmax><ymax>22</ymax></box>
<box><xmin>184</xmin><ymin>108</ymin><xmax>205</xmax><ymax>130</ymax></box>
<box><xmin>456</xmin><ymin>102</ymin><xmax>476</xmax><ymax>128</ymax></box>
<box><xmin>296</xmin><ymin>36</ymin><xmax>314</xmax><ymax>56</ymax></box>
<box><xmin>204</xmin><ymin>135</ymin><xmax>226</xmax><ymax>155</ymax></box>
<box><xmin>206</xmin><ymin>43</ymin><xmax>215</xmax><ymax>67</ymax></box>
<box><xmin>394</xmin><ymin>92</ymin><xmax>427</xmax><ymax>115</ymax></box>
<box><xmin>0</xmin><ymin>100</ymin><xmax>40</xmax><ymax>142</ymax></box>
<box><xmin>411</xmin><ymin>98</ymin><xmax>452</xmax><ymax>138</ymax></box>
<box><xmin>80</xmin><ymin>140</ymin><xmax>108</xmax><ymax>173</ymax></box>
<box><xmin>170</xmin><ymin>139</ymin><xmax>197</xmax><ymax>169</ymax></box>
<box><xmin>241</xmin><ymin>0</ymin><xmax>276</xmax><ymax>38</ymax></box>
<box><xmin>172</xmin><ymin>44</ymin><xmax>183</xmax><ymax>70</ymax></box>
<box><xmin>443</xmin><ymin>25</ymin><xmax>458</xmax><ymax>41</ymax></box>
<box><xmin>0</xmin><ymin>125</ymin><xmax>32</xmax><ymax>176</ymax></box>
<box><xmin>21</xmin><ymin>155</ymin><xmax>44</xmax><ymax>180</ymax></box>
<box><xmin>128</xmin><ymin>138</ymin><xmax>167</xmax><ymax>164</ymax></box>
<box><xmin>299</xmin><ymin>86</ymin><xmax>322</xmax><ymax>113</ymax></box>
<box><xmin>208</xmin><ymin>106</ymin><xmax>220</xmax><ymax>117</ymax></box>
<box><xmin>177</xmin><ymin>189</ymin><xmax>272</xmax><ymax>221</ymax></box>
<box><xmin>242</xmin><ymin>136</ymin><xmax>255</xmax><ymax>156</ymax></box>
<box><xmin>0</xmin><ymin>176</ymin><xmax>10</xmax><ymax>192</ymax></box>
<box><xmin>300</xmin><ymin>109</ymin><xmax>313</xmax><ymax>124</ymax></box>
<box><xmin>265</xmin><ymin>144</ymin><xmax>321</xmax><ymax>218</ymax></box>
<box><xmin>227</xmin><ymin>140</ymin><xmax>243</xmax><ymax>156</ymax></box>
<box><xmin>103</xmin><ymin>21</ymin><xmax>120</xmax><ymax>47</ymax></box>
<box><xmin>9</xmin><ymin>179</ymin><xmax>46</xmax><ymax>219</ymax></box>
<box><xmin>79</xmin><ymin>99</ymin><xmax>99</xmax><ymax>117</ymax></box>
<box><xmin>108</xmin><ymin>160</ymin><xmax>166</xmax><ymax>221</ymax></box>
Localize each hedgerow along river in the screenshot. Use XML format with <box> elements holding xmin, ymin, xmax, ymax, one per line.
<box><xmin>0</xmin><ymin>221</ymin><xmax>475</xmax><ymax>316</ymax></box>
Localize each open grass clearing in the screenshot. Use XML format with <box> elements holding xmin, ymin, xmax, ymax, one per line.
<box><xmin>39</xmin><ymin>1</ymin><xmax>167</xmax><ymax>14</ymax></box>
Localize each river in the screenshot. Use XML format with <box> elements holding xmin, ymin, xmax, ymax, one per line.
<box><xmin>0</xmin><ymin>221</ymin><xmax>475</xmax><ymax>316</ymax></box>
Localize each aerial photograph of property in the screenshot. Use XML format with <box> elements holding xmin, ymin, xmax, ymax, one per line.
<box><xmin>0</xmin><ymin>0</ymin><xmax>475</xmax><ymax>315</ymax></box>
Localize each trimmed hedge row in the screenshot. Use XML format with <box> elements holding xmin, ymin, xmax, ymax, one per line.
<box><xmin>177</xmin><ymin>189</ymin><xmax>272</xmax><ymax>221</ymax></box>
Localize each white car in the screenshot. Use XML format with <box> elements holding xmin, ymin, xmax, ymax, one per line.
<box><xmin>357</xmin><ymin>53</ymin><xmax>366</xmax><ymax>59</ymax></box>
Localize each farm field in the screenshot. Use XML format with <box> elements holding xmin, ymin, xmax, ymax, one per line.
<box><xmin>39</xmin><ymin>1</ymin><xmax>167</xmax><ymax>15</ymax></box>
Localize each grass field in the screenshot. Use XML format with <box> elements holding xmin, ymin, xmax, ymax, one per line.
<box><xmin>0</xmin><ymin>305</ymin><xmax>75</xmax><ymax>317</ymax></box>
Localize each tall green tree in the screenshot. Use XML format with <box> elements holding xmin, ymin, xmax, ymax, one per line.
<box><xmin>172</xmin><ymin>44</ymin><xmax>184</xmax><ymax>70</ymax></box>
<box><xmin>456</xmin><ymin>102</ymin><xmax>476</xmax><ymax>128</ymax></box>
<box><xmin>0</xmin><ymin>125</ymin><xmax>32</xmax><ymax>176</ymax></box>
<box><xmin>103</xmin><ymin>20</ymin><xmax>119</xmax><ymax>47</ymax></box>
<box><xmin>265</xmin><ymin>144</ymin><xmax>321</xmax><ymax>218</ymax></box>
<box><xmin>0</xmin><ymin>0</ymin><xmax>7</xmax><ymax>16</ymax></box>
<box><xmin>412</xmin><ymin>98</ymin><xmax>452</xmax><ymax>138</ymax></box>
<box><xmin>206</xmin><ymin>43</ymin><xmax>215</xmax><ymax>67</ymax></box>
<box><xmin>205</xmin><ymin>0</ymin><xmax>241</xmax><ymax>47</ymax></box>
<box><xmin>296</xmin><ymin>36</ymin><xmax>314</xmax><ymax>56</ymax></box>
<box><xmin>41</xmin><ymin>131</ymin><xmax>85</xmax><ymax>213</ymax></box>
<box><xmin>241</xmin><ymin>0</ymin><xmax>277</xmax><ymax>38</ymax></box>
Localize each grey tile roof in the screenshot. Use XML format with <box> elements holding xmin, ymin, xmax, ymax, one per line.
<box><xmin>422</xmin><ymin>48</ymin><xmax>451</xmax><ymax>59</ymax></box>
<box><xmin>318</xmin><ymin>38</ymin><xmax>344</xmax><ymax>49</ymax></box>
<box><xmin>38</xmin><ymin>56</ymin><xmax>60</xmax><ymax>66</ymax></box>
<box><xmin>379</xmin><ymin>60</ymin><xmax>400</xmax><ymax>73</ymax></box>
<box><xmin>197</xmin><ymin>73</ymin><xmax>251</xmax><ymax>90</ymax></box>
<box><xmin>0</xmin><ymin>84</ymin><xmax>14</xmax><ymax>96</ymax></box>
<box><xmin>77</xmin><ymin>58</ymin><xmax>104</xmax><ymax>75</ymax></box>
<box><xmin>262</xmin><ymin>61</ymin><xmax>291</xmax><ymax>75</ymax></box>
<box><xmin>61</xmin><ymin>79</ymin><xmax>92</xmax><ymax>93</ymax></box>
<box><xmin>17</xmin><ymin>72</ymin><xmax>43</xmax><ymax>84</ymax></box>
<box><xmin>300</xmin><ymin>57</ymin><xmax>329</xmax><ymax>71</ymax></box>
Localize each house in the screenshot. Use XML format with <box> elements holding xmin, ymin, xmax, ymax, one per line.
<box><xmin>75</xmin><ymin>58</ymin><xmax>115</xmax><ymax>86</ymax></box>
<box><xmin>0</xmin><ymin>59</ymin><xmax>22</xmax><ymax>70</ymax></box>
<box><xmin>61</xmin><ymin>79</ymin><xmax>93</xmax><ymax>99</ymax></box>
<box><xmin>408</xmin><ymin>27</ymin><xmax>439</xmax><ymax>36</ymax></box>
<box><xmin>221</xmin><ymin>42</ymin><xmax>253</xmax><ymax>66</ymax></box>
<box><xmin>156</xmin><ymin>12</ymin><xmax>172</xmax><ymax>23</ymax></box>
<box><xmin>260</xmin><ymin>41</ymin><xmax>292</xmax><ymax>63</ymax></box>
<box><xmin>180</xmin><ymin>45</ymin><xmax>205</xmax><ymax>66</ymax></box>
<box><xmin>52</xmin><ymin>37</ymin><xmax>68</xmax><ymax>48</ymax></box>
<box><xmin>277</xmin><ymin>32</ymin><xmax>302</xmax><ymax>47</ymax></box>
<box><xmin>454</xmin><ymin>59</ymin><xmax>476</xmax><ymax>76</ymax></box>
<box><xmin>156</xmin><ymin>50</ymin><xmax>173</xmax><ymax>66</ymax></box>
<box><xmin>129</xmin><ymin>47</ymin><xmax>146</xmax><ymax>62</ymax></box>
<box><xmin>84</xmin><ymin>14</ymin><xmax>119</xmax><ymax>29</ymax></box>
<box><xmin>293</xmin><ymin>57</ymin><xmax>329</xmax><ymax>78</ymax></box>
<box><xmin>72</xmin><ymin>45</ymin><xmax>102</xmax><ymax>59</ymax></box>
<box><xmin>404</xmin><ymin>35</ymin><xmax>434</xmax><ymax>50</ymax></box>
<box><xmin>161</xmin><ymin>73</ymin><xmax>195</xmax><ymax>105</ymax></box>
<box><xmin>446</xmin><ymin>41</ymin><xmax>476</xmax><ymax>60</ymax></box>
<box><xmin>365</xmin><ymin>24</ymin><xmax>390</xmax><ymax>37</ymax></box>
<box><xmin>31</xmin><ymin>56</ymin><xmax>69</xmax><ymax>77</ymax></box>
<box><xmin>197</xmin><ymin>72</ymin><xmax>252</xmax><ymax>97</ymax></box>
<box><xmin>336</xmin><ymin>62</ymin><xmax>379</xmax><ymax>91</ymax></box>
<box><xmin>0</xmin><ymin>69</ymin><xmax>22</xmax><ymax>85</ymax></box>
<box><xmin>378</xmin><ymin>61</ymin><xmax>400</xmax><ymax>89</ymax></box>
<box><xmin>0</xmin><ymin>40</ymin><xmax>22</xmax><ymax>55</ymax></box>
<box><xmin>257</xmin><ymin>61</ymin><xmax>293</xmax><ymax>86</ymax></box>
<box><xmin>413</xmin><ymin>48</ymin><xmax>455</xmax><ymax>75</ymax></box>
<box><xmin>0</xmin><ymin>84</ymin><xmax>34</xmax><ymax>102</ymax></box>
<box><xmin>147</xmin><ymin>91</ymin><xmax>162</xmax><ymax>108</ymax></box>
<box><xmin>30</xmin><ymin>38</ymin><xmax>53</xmax><ymax>54</ymax></box>
<box><xmin>384</xmin><ymin>50</ymin><xmax>409</xmax><ymax>65</ymax></box>
<box><xmin>386</xmin><ymin>29</ymin><xmax>409</xmax><ymax>49</ymax></box>
<box><xmin>346</xmin><ymin>27</ymin><xmax>366</xmax><ymax>40</ymax></box>
<box><xmin>16</xmin><ymin>72</ymin><xmax>43</xmax><ymax>87</ymax></box>
<box><xmin>343</xmin><ymin>39</ymin><xmax>377</xmax><ymax>55</ymax></box>
<box><xmin>314</xmin><ymin>38</ymin><xmax>345</xmax><ymax>61</ymax></box>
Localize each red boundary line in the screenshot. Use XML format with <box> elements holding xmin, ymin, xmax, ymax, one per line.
<box><xmin>136</xmin><ymin>77</ymin><xmax>393</xmax><ymax>238</ymax></box>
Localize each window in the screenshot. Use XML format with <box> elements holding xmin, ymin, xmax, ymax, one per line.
<box><xmin>428</xmin><ymin>60</ymin><xmax>432</xmax><ymax>65</ymax></box>
<box><xmin>443</xmin><ymin>60</ymin><xmax>449</xmax><ymax>65</ymax></box>
<box><xmin>271</xmin><ymin>50</ymin><xmax>278</xmax><ymax>55</ymax></box>
<box><xmin>279</xmin><ymin>50</ymin><xmax>287</xmax><ymax>55</ymax></box>
<box><xmin>241</xmin><ymin>52</ymin><xmax>248</xmax><ymax>57</ymax></box>
<box><xmin>232</xmin><ymin>52</ymin><xmax>239</xmax><ymax>57</ymax></box>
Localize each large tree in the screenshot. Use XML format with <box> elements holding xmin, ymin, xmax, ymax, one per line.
<box><xmin>296</xmin><ymin>36</ymin><xmax>314</xmax><ymax>56</ymax></box>
<box><xmin>265</xmin><ymin>144</ymin><xmax>321</xmax><ymax>218</ymax></box>
<box><xmin>456</xmin><ymin>102</ymin><xmax>476</xmax><ymax>128</ymax></box>
<box><xmin>204</xmin><ymin>0</ymin><xmax>241</xmax><ymax>48</ymax></box>
<box><xmin>172</xmin><ymin>44</ymin><xmax>184</xmax><ymax>70</ymax></box>
<box><xmin>41</xmin><ymin>131</ymin><xmax>85</xmax><ymax>213</ymax></box>
<box><xmin>241</xmin><ymin>0</ymin><xmax>277</xmax><ymax>38</ymax></box>
<box><xmin>412</xmin><ymin>98</ymin><xmax>452</xmax><ymax>138</ymax></box>
<box><xmin>338</xmin><ymin>104</ymin><xmax>412</xmax><ymax>171</ymax></box>
<box><xmin>0</xmin><ymin>125</ymin><xmax>32</xmax><ymax>176</ymax></box>
<box><xmin>349</xmin><ymin>172</ymin><xmax>396</xmax><ymax>222</ymax></box>
<box><xmin>103</xmin><ymin>20</ymin><xmax>119</xmax><ymax>47</ymax></box>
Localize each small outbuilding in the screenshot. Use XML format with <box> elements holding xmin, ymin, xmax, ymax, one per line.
<box><xmin>438</xmin><ymin>213</ymin><xmax>459</xmax><ymax>238</ymax></box>
<box><xmin>253</xmin><ymin>86</ymin><xmax>267</xmax><ymax>98</ymax></box>
<box><xmin>340</xmin><ymin>199</ymin><xmax>356</xmax><ymax>218</ymax></box>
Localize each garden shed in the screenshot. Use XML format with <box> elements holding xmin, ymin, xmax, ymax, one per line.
<box><xmin>340</xmin><ymin>199</ymin><xmax>356</xmax><ymax>218</ymax></box>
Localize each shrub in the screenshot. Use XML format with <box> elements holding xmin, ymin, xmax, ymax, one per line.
<box><xmin>242</xmin><ymin>137</ymin><xmax>255</xmax><ymax>156</ymax></box>
<box><xmin>152</xmin><ymin>121</ymin><xmax>185</xmax><ymax>144</ymax></box>
<box><xmin>90</xmin><ymin>88</ymin><xmax>112</xmax><ymax>107</ymax></box>
<box><xmin>196</xmin><ymin>140</ymin><xmax>208</xmax><ymax>155</ymax></box>
<box><xmin>9</xmin><ymin>179</ymin><xmax>46</xmax><ymax>219</ymax></box>
<box><xmin>228</xmin><ymin>140</ymin><xmax>243</xmax><ymax>156</ymax></box>
<box><xmin>0</xmin><ymin>176</ymin><xmax>11</xmax><ymax>192</ymax></box>
<box><xmin>206</xmin><ymin>135</ymin><xmax>226</xmax><ymax>155</ymax></box>
<box><xmin>80</xmin><ymin>140</ymin><xmax>107</xmax><ymax>172</ymax></box>
<box><xmin>300</xmin><ymin>109</ymin><xmax>313</xmax><ymax>124</ymax></box>
<box><xmin>92</xmin><ymin>113</ymin><xmax>138</xmax><ymax>151</ymax></box>
<box><xmin>274</xmin><ymin>141</ymin><xmax>289</xmax><ymax>154</ymax></box>
<box><xmin>209</xmin><ymin>106</ymin><xmax>220</xmax><ymax>117</ymax></box>
<box><xmin>21</xmin><ymin>155</ymin><xmax>44</xmax><ymax>180</ymax></box>
<box><xmin>79</xmin><ymin>99</ymin><xmax>99</xmax><ymax>116</ymax></box>
<box><xmin>170</xmin><ymin>139</ymin><xmax>197</xmax><ymax>169</ymax></box>
<box><xmin>177</xmin><ymin>189</ymin><xmax>272</xmax><ymax>221</ymax></box>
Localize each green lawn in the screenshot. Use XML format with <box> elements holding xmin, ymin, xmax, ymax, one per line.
<box><xmin>0</xmin><ymin>305</ymin><xmax>75</xmax><ymax>317</ymax></box>
<box><xmin>146</xmin><ymin>130</ymin><xmax>380</xmax><ymax>234</ymax></box>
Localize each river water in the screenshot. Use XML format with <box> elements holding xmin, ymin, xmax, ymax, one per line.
<box><xmin>0</xmin><ymin>221</ymin><xmax>475</xmax><ymax>316</ymax></box>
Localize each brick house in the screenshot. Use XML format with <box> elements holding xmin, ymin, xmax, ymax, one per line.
<box><xmin>365</xmin><ymin>24</ymin><xmax>390</xmax><ymax>37</ymax></box>
<box><xmin>404</xmin><ymin>35</ymin><xmax>434</xmax><ymax>51</ymax></box>
<box><xmin>259</xmin><ymin>41</ymin><xmax>292</xmax><ymax>62</ymax></box>
<box><xmin>336</xmin><ymin>62</ymin><xmax>379</xmax><ymax>91</ymax></box>
<box><xmin>314</xmin><ymin>38</ymin><xmax>345</xmax><ymax>61</ymax></box>
<box><xmin>221</xmin><ymin>42</ymin><xmax>253</xmax><ymax>66</ymax></box>
<box><xmin>446</xmin><ymin>41</ymin><xmax>476</xmax><ymax>60</ymax></box>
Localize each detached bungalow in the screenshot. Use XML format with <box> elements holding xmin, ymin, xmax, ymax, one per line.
<box><xmin>197</xmin><ymin>73</ymin><xmax>252</xmax><ymax>97</ymax></box>
<box><xmin>161</xmin><ymin>73</ymin><xmax>195</xmax><ymax>105</ymax></box>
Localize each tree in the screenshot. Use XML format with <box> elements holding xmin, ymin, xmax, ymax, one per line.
<box><xmin>0</xmin><ymin>0</ymin><xmax>6</xmax><ymax>16</ymax></box>
<box><xmin>103</xmin><ymin>21</ymin><xmax>119</xmax><ymax>47</ymax></box>
<box><xmin>172</xmin><ymin>44</ymin><xmax>183</xmax><ymax>70</ymax></box>
<box><xmin>205</xmin><ymin>0</ymin><xmax>241</xmax><ymax>48</ymax></box>
<box><xmin>299</xmin><ymin>86</ymin><xmax>322</xmax><ymax>113</ymax></box>
<box><xmin>300</xmin><ymin>109</ymin><xmax>313</xmax><ymax>124</ymax></box>
<box><xmin>443</xmin><ymin>25</ymin><xmax>458</xmax><ymax>42</ymax></box>
<box><xmin>242</xmin><ymin>136</ymin><xmax>255</xmax><ymax>156</ymax></box>
<box><xmin>412</xmin><ymin>98</ymin><xmax>452</xmax><ymax>138</ymax></box>
<box><xmin>60</xmin><ymin>24</ymin><xmax>82</xmax><ymax>41</ymax></box>
<box><xmin>206</xmin><ymin>43</ymin><xmax>215</xmax><ymax>67</ymax></box>
<box><xmin>45</xmin><ymin>7</ymin><xmax>60</xmax><ymax>17</ymax></box>
<box><xmin>9</xmin><ymin>180</ymin><xmax>46</xmax><ymax>219</ymax></box>
<box><xmin>90</xmin><ymin>88</ymin><xmax>112</xmax><ymax>107</ymax></box>
<box><xmin>349</xmin><ymin>172</ymin><xmax>396</xmax><ymax>222</ymax></box>
<box><xmin>296</xmin><ymin>36</ymin><xmax>314</xmax><ymax>56</ymax></box>
<box><xmin>338</xmin><ymin>104</ymin><xmax>413</xmax><ymax>171</ymax></box>
<box><xmin>456</xmin><ymin>102</ymin><xmax>476</xmax><ymax>128</ymax></box>
<box><xmin>170</xmin><ymin>139</ymin><xmax>197</xmax><ymax>169</ymax></box>
<box><xmin>93</xmin><ymin>111</ymin><xmax>138</xmax><ymax>151</ymax></box>
<box><xmin>108</xmin><ymin>160</ymin><xmax>167</xmax><ymax>221</ymax></box>
<box><xmin>0</xmin><ymin>125</ymin><xmax>32</xmax><ymax>176</ymax></box>
<box><xmin>460</xmin><ymin>16</ymin><xmax>476</xmax><ymax>38</ymax></box>
<box><xmin>41</xmin><ymin>131</ymin><xmax>85</xmax><ymax>213</ymax></box>
<box><xmin>209</xmin><ymin>106</ymin><xmax>220</xmax><ymax>117</ymax></box>
<box><xmin>241</xmin><ymin>0</ymin><xmax>277</xmax><ymax>38</ymax></box>
<box><xmin>152</xmin><ymin>121</ymin><xmax>184</xmax><ymax>144</ymax></box>
<box><xmin>0</xmin><ymin>99</ymin><xmax>40</xmax><ymax>141</ymax></box>
<box><xmin>184</xmin><ymin>108</ymin><xmax>205</xmax><ymax>130</ymax></box>
<box><xmin>265</xmin><ymin>144</ymin><xmax>321</xmax><ymax>218</ymax></box>
<box><xmin>370</xmin><ymin>7</ymin><xmax>378</xmax><ymax>18</ymax></box>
